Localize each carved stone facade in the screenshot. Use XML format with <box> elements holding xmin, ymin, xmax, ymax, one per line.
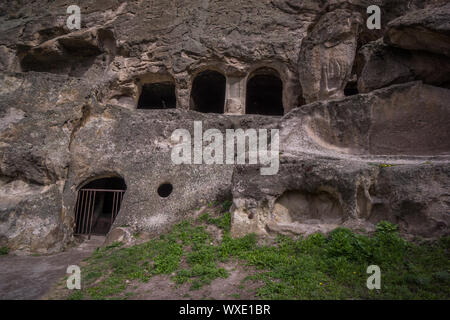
<box><xmin>0</xmin><ymin>0</ymin><xmax>449</xmax><ymax>253</ymax></box>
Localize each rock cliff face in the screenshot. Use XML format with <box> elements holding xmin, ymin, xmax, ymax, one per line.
<box><xmin>0</xmin><ymin>0</ymin><xmax>449</xmax><ymax>253</ymax></box>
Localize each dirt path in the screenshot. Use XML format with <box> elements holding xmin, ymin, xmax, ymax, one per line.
<box><xmin>0</xmin><ymin>236</ymin><xmax>104</xmax><ymax>300</ymax></box>
<box><xmin>129</xmin><ymin>261</ymin><xmax>262</xmax><ymax>300</ymax></box>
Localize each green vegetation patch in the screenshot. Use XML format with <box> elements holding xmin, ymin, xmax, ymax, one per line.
<box><xmin>67</xmin><ymin>204</ymin><xmax>450</xmax><ymax>300</ymax></box>
<box><xmin>0</xmin><ymin>246</ymin><xmax>9</xmax><ymax>255</ymax></box>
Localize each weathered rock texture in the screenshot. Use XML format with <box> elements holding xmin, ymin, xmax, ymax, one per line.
<box><xmin>385</xmin><ymin>3</ymin><xmax>450</xmax><ymax>57</ymax></box>
<box><xmin>357</xmin><ymin>40</ymin><xmax>450</xmax><ymax>93</ymax></box>
<box><xmin>0</xmin><ymin>0</ymin><xmax>449</xmax><ymax>252</ymax></box>
<box><xmin>298</xmin><ymin>8</ymin><xmax>362</xmax><ymax>103</ymax></box>
<box><xmin>231</xmin><ymin>82</ymin><xmax>450</xmax><ymax>238</ymax></box>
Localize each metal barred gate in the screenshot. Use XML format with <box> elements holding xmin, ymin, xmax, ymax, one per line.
<box><xmin>74</xmin><ymin>188</ymin><xmax>126</xmax><ymax>238</ymax></box>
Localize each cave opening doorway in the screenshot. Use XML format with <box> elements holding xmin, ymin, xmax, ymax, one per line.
<box><xmin>246</xmin><ymin>68</ymin><xmax>284</xmax><ymax>116</ymax></box>
<box><xmin>190</xmin><ymin>70</ymin><xmax>226</xmax><ymax>113</ymax></box>
<box><xmin>74</xmin><ymin>177</ymin><xmax>127</xmax><ymax>237</ymax></box>
<box><xmin>137</xmin><ymin>82</ymin><xmax>177</xmax><ymax>109</ymax></box>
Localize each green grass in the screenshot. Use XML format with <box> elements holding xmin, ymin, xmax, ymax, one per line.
<box><xmin>66</xmin><ymin>203</ymin><xmax>450</xmax><ymax>300</ymax></box>
<box><xmin>197</xmin><ymin>212</ymin><xmax>231</xmax><ymax>232</ymax></box>
<box><xmin>0</xmin><ymin>246</ymin><xmax>9</xmax><ymax>255</ymax></box>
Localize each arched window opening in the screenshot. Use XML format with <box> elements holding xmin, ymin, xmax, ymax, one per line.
<box><xmin>137</xmin><ymin>82</ymin><xmax>176</xmax><ymax>109</ymax></box>
<box><xmin>246</xmin><ymin>68</ymin><xmax>284</xmax><ymax>116</ymax></box>
<box><xmin>74</xmin><ymin>177</ymin><xmax>127</xmax><ymax>237</ymax></box>
<box><xmin>190</xmin><ymin>70</ymin><xmax>226</xmax><ymax>113</ymax></box>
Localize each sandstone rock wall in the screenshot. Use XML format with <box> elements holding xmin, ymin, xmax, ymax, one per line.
<box><xmin>231</xmin><ymin>82</ymin><xmax>450</xmax><ymax>239</ymax></box>
<box><xmin>0</xmin><ymin>1</ymin><xmax>449</xmax><ymax>252</ymax></box>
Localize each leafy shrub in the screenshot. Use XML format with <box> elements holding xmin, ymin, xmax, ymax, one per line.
<box><xmin>372</xmin><ymin>221</ymin><xmax>407</xmax><ymax>265</ymax></box>
<box><xmin>325</xmin><ymin>228</ymin><xmax>362</xmax><ymax>261</ymax></box>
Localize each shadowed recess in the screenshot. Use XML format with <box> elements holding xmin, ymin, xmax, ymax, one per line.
<box><xmin>137</xmin><ymin>82</ymin><xmax>177</xmax><ymax>109</ymax></box>
<box><xmin>246</xmin><ymin>68</ymin><xmax>283</xmax><ymax>115</ymax></box>
<box><xmin>344</xmin><ymin>81</ymin><xmax>359</xmax><ymax>96</ymax></box>
<box><xmin>190</xmin><ymin>70</ymin><xmax>226</xmax><ymax>113</ymax></box>
<box><xmin>74</xmin><ymin>177</ymin><xmax>127</xmax><ymax>236</ymax></box>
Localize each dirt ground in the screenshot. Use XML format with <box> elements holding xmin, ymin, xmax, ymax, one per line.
<box><xmin>128</xmin><ymin>261</ymin><xmax>262</xmax><ymax>300</ymax></box>
<box><xmin>0</xmin><ymin>236</ymin><xmax>104</xmax><ymax>300</ymax></box>
<box><xmin>1</xmin><ymin>206</ymin><xmax>265</xmax><ymax>300</ymax></box>
<box><xmin>1</xmin><ymin>237</ymin><xmax>263</xmax><ymax>300</ymax></box>
<box><xmin>46</xmin><ymin>258</ymin><xmax>263</xmax><ymax>300</ymax></box>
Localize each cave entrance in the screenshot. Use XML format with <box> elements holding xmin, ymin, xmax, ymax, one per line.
<box><xmin>246</xmin><ymin>68</ymin><xmax>284</xmax><ymax>116</ymax></box>
<box><xmin>190</xmin><ymin>70</ymin><xmax>226</xmax><ymax>113</ymax></box>
<box><xmin>74</xmin><ymin>177</ymin><xmax>127</xmax><ymax>237</ymax></box>
<box><xmin>137</xmin><ymin>82</ymin><xmax>177</xmax><ymax>109</ymax></box>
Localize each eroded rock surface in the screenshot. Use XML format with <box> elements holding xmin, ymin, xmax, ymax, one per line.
<box><xmin>231</xmin><ymin>82</ymin><xmax>450</xmax><ymax>239</ymax></box>
<box><xmin>298</xmin><ymin>8</ymin><xmax>362</xmax><ymax>103</ymax></box>
<box><xmin>357</xmin><ymin>40</ymin><xmax>450</xmax><ymax>93</ymax></box>
<box><xmin>385</xmin><ymin>3</ymin><xmax>450</xmax><ymax>57</ymax></box>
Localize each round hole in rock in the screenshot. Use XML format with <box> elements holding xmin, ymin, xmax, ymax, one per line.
<box><xmin>190</xmin><ymin>70</ymin><xmax>226</xmax><ymax>113</ymax></box>
<box><xmin>246</xmin><ymin>68</ymin><xmax>284</xmax><ymax>116</ymax></box>
<box><xmin>157</xmin><ymin>183</ymin><xmax>173</xmax><ymax>198</ymax></box>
